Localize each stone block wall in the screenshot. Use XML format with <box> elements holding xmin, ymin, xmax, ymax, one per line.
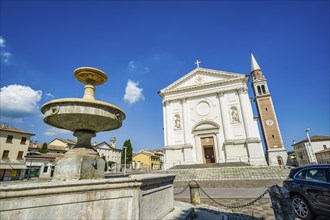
<box><xmin>0</xmin><ymin>174</ymin><xmax>175</xmax><ymax>220</ymax></box>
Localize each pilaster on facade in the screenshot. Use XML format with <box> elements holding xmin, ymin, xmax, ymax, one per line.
<box><xmin>180</xmin><ymin>98</ymin><xmax>188</xmax><ymax>144</ymax></box>
<box><xmin>237</xmin><ymin>87</ymin><xmax>253</xmax><ymax>139</ymax></box>
<box><xmin>216</xmin><ymin>91</ymin><xmax>233</xmax><ymax>141</ymax></box>
<box><xmin>162</xmin><ymin>101</ymin><xmax>168</xmax><ymax>146</ymax></box>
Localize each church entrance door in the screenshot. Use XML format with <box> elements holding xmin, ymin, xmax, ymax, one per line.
<box><xmin>204</xmin><ymin>147</ymin><xmax>215</xmax><ymax>163</ymax></box>
<box><xmin>201</xmin><ymin>137</ymin><xmax>215</xmax><ymax>163</ymax></box>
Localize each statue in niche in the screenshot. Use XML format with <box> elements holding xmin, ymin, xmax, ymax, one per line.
<box><xmin>230</xmin><ymin>107</ymin><xmax>240</xmax><ymax>123</ymax></box>
<box><xmin>174</xmin><ymin>114</ymin><xmax>181</xmax><ymax>130</ymax></box>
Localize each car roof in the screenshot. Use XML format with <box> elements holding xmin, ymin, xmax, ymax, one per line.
<box><xmin>290</xmin><ymin>164</ymin><xmax>330</xmax><ymax>175</ymax></box>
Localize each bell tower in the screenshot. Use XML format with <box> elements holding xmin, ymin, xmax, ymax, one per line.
<box><xmin>250</xmin><ymin>53</ymin><xmax>288</xmax><ymax>166</ymax></box>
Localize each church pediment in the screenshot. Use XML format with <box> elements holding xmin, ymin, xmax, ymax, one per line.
<box><xmin>160</xmin><ymin>67</ymin><xmax>245</xmax><ymax>94</ymax></box>
<box><xmin>193</xmin><ymin>121</ymin><xmax>220</xmax><ymax>131</ymax></box>
<box><xmin>95</xmin><ymin>142</ymin><xmax>111</xmax><ymax>150</ymax></box>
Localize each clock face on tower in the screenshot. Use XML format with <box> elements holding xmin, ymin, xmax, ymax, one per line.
<box><xmin>266</xmin><ymin>119</ymin><xmax>274</xmax><ymax>126</ymax></box>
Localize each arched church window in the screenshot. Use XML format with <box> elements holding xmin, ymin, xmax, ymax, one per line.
<box><xmin>261</xmin><ymin>85</ymin><xmax>266</xmax><ymax>94</ymax></box>
<box><xmin>257</xmin><ymin>86</ymin><xmax>261</xmax><ymax>95</ymax></box>
<box><xmin>272</xmin><ymin>134</ymin><xmax>275</xmax><ymax>138</ymax></box>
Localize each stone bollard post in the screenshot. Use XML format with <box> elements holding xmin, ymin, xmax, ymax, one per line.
<box><xmin>268</xmin><ymin>185</ymin><xmax>295</xmax><ymax>220</ymax></box>
<box><xmin>189</xmin><ymin>181</ymin><xmax>201</xmax><ymax>205</ymax></box>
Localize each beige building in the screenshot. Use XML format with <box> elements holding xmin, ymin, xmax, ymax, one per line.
<box><xmin>133</xmin><ymin>150</ymin><xmax>162</xmax><ymax>170</ymax></box>
<box><xmin>0</xmin><ymin>124</ymin><xmax>34</xmax><ymax>181</ymax></box>
<box><xmin>292</xmin><ymin>136</ymin><xmax>330</xmax><ymax>166</ymax></box>
<box><xmin>315</xmin><ymin>148</ymin><xmax>330</xmax><ymax>164</ymax></box>
<box><xmin>48</xmin><ymin>138</ymin><xmax>76</xmax><ymax>150</ymax></box>
<box><xmin>93</xmin><ymin>138</ymin><xmax>122</xmax><ymax>165</ymax></box>
<box><xmin>26</xmin><ymin>142</ymin><xmax>65</xmax><ymax>178</ymax></box>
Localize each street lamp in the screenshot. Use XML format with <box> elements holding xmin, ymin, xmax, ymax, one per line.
<box><xmin>305</xmin><ymin>128</ymin><xmax>317</xmax><ymax>164</ymax></box>
<box><xmin>27</xmin><ymin>151</ymin><xmax>34</xmax><ymax>180</ymax></box>
<box><xmin>123</xmin><ymin>146</ymin><xmax>127</xmax><ymax>175</ymax></box>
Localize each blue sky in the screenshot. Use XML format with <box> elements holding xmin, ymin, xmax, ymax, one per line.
<box><xmin>1</xmin><ymin>1</ymin><xmax>329</xmax><ymax>152</ymax></box>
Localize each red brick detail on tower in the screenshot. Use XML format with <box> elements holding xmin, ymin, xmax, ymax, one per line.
<box><xmin>256</xmin><ymin>96</ymin><xmax>283</xmax><ymax>150</ymax></box>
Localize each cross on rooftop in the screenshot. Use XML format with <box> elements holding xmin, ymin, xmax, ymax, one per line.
<box><xmin>195</xmin><ymin>60</ymin><xmax>201</xmax><ymax>68</ymax></box>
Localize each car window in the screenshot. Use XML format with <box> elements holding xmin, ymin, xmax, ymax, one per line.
<box><xmin>295</xmin><ymin>170</ymin><xmax>306</xmax><ymax>180</ymax></box>
<box><xmin>305</xmin><ymin>168</ymin><xmax>327</xmax><ymax>183</ymax></box>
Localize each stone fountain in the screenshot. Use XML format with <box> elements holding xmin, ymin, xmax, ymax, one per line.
<box><xmin>1</xmin><ymin>67</ymin><xmax>176</xmax><ymax>220</ymax></box>
<box><xmin>41</xmin><ymin>67</ymin><xmax>126</xmax><ymax>180</ymax></box>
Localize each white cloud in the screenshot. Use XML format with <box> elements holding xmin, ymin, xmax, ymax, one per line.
<box><xmin>0</xmin><ymin>85</ymin><xmax>42</xmax><ymax>118</ymax></box>
<box><xmin>0</xmin><ymin>36</ymin><xmax>6</xmax><ymax>47</ymax></box>
<box><xmin>0</xmin><ymin>36</ymin><xmax>12</xmax><ymax>63</ymax></box>
<box><xmin>45</xmin><ymin>93</ymin><xmax>55</xmax><ymax>100</ymax></box>
<box><xmin>128</xmin><ymin>60</ymin><xmax>150</xmax><ymax>73</ymax></box>
<box><xmin>128</xmin><ymin>61</ymin><xmax>136</xmax><ymax>72</ymax></box>
<box><xmin>43</xmin><ymin>127</ymin><xmax>71</xmax><ymax>136</ymax></box>
<box><xmin>124</xmin><ymin>80</ymin><xmax>144</xmax><ymax>104</ymax></box>
<box><xmin>1</xmin><ymin>51</ymin><xmax>11</xmax><ymax>63</ymax></box>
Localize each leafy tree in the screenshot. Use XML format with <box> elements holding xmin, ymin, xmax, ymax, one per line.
<box><xmin>121</xmin><ymin>139</ymin><xmax>133</xmax><ymax>164</ymax></box>
<box><xmin>40</xmin><ymin>142</ymin><xmax>48</xmax><ymax>153</ymax></box>
<box><xmin>108</xmin><ymin>161</ymin><xmax>116</xmax><ymax>166</ymax></box>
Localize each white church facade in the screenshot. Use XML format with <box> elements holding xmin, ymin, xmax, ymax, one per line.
<box><xmin>159</xmin><ymin>64</ymin><xmax>267</xmax><ymax>169</ymax></box>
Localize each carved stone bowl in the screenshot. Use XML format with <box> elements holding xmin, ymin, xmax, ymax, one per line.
<box><xmin>41</xmin><ymin>98</ymin><xmax>126</xmax><ymax>132</ymax></box>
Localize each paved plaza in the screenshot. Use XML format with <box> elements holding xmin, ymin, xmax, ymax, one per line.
<box><xmin>163</xmin><ymin>166</ymin><xmax>289</xmax><ymax>219</ymax></box>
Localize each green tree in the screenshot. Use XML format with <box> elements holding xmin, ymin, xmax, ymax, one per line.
<box><xmin>40</xmin><ymin>142</ymin><xmax>48</xmax><ymax>153</ymax></box>
<box><xmin>121</xmin><ymin>139</ymin><xmax>133</xmax><ymax>164</ymax></box>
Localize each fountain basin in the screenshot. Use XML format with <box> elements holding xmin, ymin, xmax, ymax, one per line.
<box><xmin>0</xmin><ymin>174</ymin><xmax>176</xmax><ymax>220</ymax></box>
<box><xmin>41</xmin><ymin>98</ymin><xmax>126</xmax><ymax>132</ymax></box>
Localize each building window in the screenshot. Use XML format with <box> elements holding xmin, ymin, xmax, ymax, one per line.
<box><xmin>272</xmin><ymin>134</ymin><xmax>275</xmax><ymax>138</ymax></box>
<box><xmin>43</xmin><ymin>166</ymin><xmax>48</xmax><ymax>173</ymax></box>
<box><xmin>261</xmin><ymin>85</ymin><xmax>266</xmax><ymax>93</ymax></box>
<box><xmin>257</xmin><ymin>86</ymin><xmax>261</xmax><ymax>95</ymax></box>
<box><xmin>17</xmin><ymin>151</ymin><xmax>24</xmax><ymax>160</ymax></box>
<box><xmin>2</xmin><ymin>150</ymin><xmax>9</xmax><ymax>159</ymax></box>
<box><xmin>20</xmin><ymin>137</ymin><xmax>27</xmax><ymax>145</ymax></box>
<box><xmin>265</xmin><ymin>108</ymin><xmax>268</xmax><ymax>111</ymax></box>
<box><xmin>323</xmin><ymin>145</ymin><xmax>327</xmax><ymax>150</ymax></box>
<box><xmin>6</xmin><ymin>135</ymin><xmax>13</xmax><ymax>143</ymax></box>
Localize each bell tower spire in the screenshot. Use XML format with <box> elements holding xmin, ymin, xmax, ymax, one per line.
<box><xmin>250</xmin><ymin>53</ymin><xmax>288</xmax><ymax>166</ymax></box>
<box><xmin>251</xmin><ymin>53</ymin><xmax>261</xmax><ymax>72</ymax></box>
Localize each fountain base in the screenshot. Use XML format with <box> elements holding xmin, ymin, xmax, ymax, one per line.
<box><xmin>54</xmin><ymin>148</ymin><xmax>105</xmax><ymax>180</ymax></box>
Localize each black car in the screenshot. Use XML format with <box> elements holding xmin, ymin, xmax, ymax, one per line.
<box><xmin>283</xmin><ymin>164</ymin><xmax>330</xmax><ymax>220</ymax></box>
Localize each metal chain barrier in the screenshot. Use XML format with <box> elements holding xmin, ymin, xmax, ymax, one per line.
<box><xmin>174</xmin><ymin>181</ymin><xmax>191</xmax><ymax>195</ymax></box>
<box><xmin>174</xmin><ymin>180</ymin><xmax>270</xmax><ymax>209</ymax></box>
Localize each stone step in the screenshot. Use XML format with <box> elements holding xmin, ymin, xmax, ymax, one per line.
<box><xmin>170</xmin><ymin>162</ymin><xmax>251</xmax><ymax>169</ymax></box>
<box><xmin>163</xmin><ymin>166</ymin><xmax>291</xmax><ymax>181</ymax></box>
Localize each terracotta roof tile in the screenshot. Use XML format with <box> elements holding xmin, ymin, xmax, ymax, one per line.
<box><xmin>0</xmin><ymin>124</ymin><xmax>35</xmax><ymax>136</ymax></box>
<box><xmin>292</xmin><ymin>135</ymin><xmax>330</xmax><ymax>146</ymax></box>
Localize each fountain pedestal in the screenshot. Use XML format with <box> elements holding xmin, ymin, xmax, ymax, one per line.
<box><xmin>54</xmin><ymin>130</ymin><xmax>105</xmax><ymax>180</ymax></box>
<box><xmin>54</xmin><ymin>148</ymin><xmax>105</xmax><ymax>180</ymax></box>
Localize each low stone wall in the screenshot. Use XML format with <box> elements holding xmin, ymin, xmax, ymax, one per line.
<box><xmin>0</xmin><ymin>174</ymin><xmax>175</xmax><ymax>220</ymax></box>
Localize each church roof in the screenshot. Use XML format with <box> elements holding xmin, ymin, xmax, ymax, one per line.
<box><xmin>159</xmin><ymin>67</ymin><xmax>247</xmax><ymax>96</ymax></box>
<box><xmin>251</xmin><ymin>53</ymin><xmax>261</xmax><ymax>72</ymax></box>
<box><xmin>93</xmin><ymin>141</ymin><xmax>122</xmax><ymax>151</ymax></box>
